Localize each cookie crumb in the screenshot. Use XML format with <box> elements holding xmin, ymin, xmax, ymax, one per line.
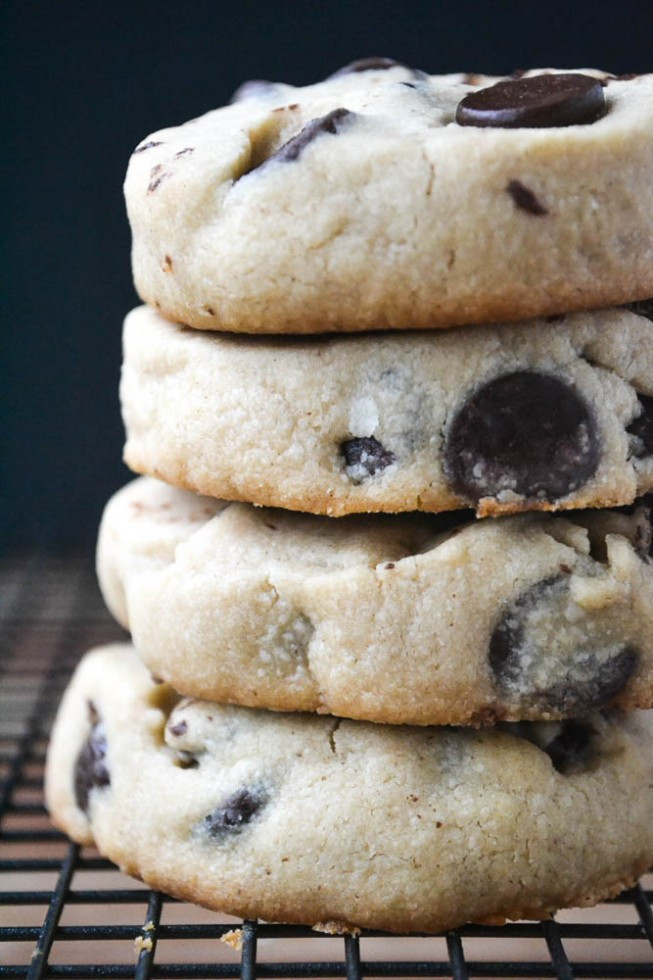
<box><xmin>221</xmin><ymin>928</ymin><xmax>244</xmax><ymax>950</ymax></box>
<box><xmin>134</xmin><ymin>934</ymin><xmax>153</xmax><ymax>954</ymax></box>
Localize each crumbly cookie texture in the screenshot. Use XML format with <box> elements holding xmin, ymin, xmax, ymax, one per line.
<box><xmin>120</xmin><ymin>305</ymin><xmax>653</xmax><ymax>518</ymax></box>
<box><xmin>124</xmin><ymin>64</ymin><xmax>653</xmax><ymax>334</ymax></box>
<box><xmin>97</xmin><ymin>477</ymin><xmax>653</xmax><ymax>726</ymax></box>
<box><xmin>46</xmin><ymin>645</ymin><xmax>653</xmax><ymax>934</ymax></box>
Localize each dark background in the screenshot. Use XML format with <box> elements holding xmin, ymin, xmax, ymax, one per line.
<box><xmin>4</xmin><ymin>0</ymin><xmax>651</xmax><ymax>550</ymax></box>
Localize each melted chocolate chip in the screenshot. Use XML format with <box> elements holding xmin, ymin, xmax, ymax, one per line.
<box><xmin>270</xmin><ymin>108</ymin><xmax>352</xmax><ymax>164</ymax></box>
<box><xmin>506</xmin><ymin>179</ymin><xmax>548</xmax><ymax>215</ymax></box>
<box><xmin>341</xmin><ymin>436</ymin><xmax>395</xmax><ymax>482</ymax></box>
<box><xmin>489</xmin><ymin>575</ymin><xmax>638</xmax><ymax>713</ymax></box>
<box><xmin>329</xmin><ymin>57</ymin><xmax>405</xmax><ymax>77</ymax></box>
<box><xmin>230</xmin><ymin>79</ymin><xmax>279</xmax><ymax>103</ymax></box>
<box><xmin>74</xmin><ymin>705</ymin><xmax>110</xmax><ymax>812</ymax></box>
<box><xmin>543</xmin><ymin>721</ymin><xmax>596</xmax><ymax>774</ymax></box>
<box><xmin>203</xmin><ymin>788</ymin><xmax>266</xmax><ymax>837</ymax></box>
<box><xmin>443</xmin><ymin>371</ymin><xmax>600</xmax><ymax>503</ymax></box>
<box><xmin>456</xmin><ymin>73</ymin><xmax>606</xmax><ymax>128</ymax></box>
<box><xmin>626</xmin><ymin>298</ymin><xmax>653</xmax><ymax>321</ymax></box>
<box><xmin>627</xmin><ymin>395</ymin><xmax>653</xmax><ymax>458</ymax></box>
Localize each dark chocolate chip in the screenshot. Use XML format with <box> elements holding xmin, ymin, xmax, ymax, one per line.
<box><xmin>230</xmin><ymin>79</ymin><xmax>279</xmax><ymax>103</ymax></box>
<box><xmin>626</xmin><ymin>298</ymin><xmax>653</xmax><ymax>321</ymax></box>
<box><xmin>133</xmin><ymin>140</ymin><xmax>164</xmax><ymax>154</ymax></box>
<box><xmin>456</xmin><ymin>73</ymin><xmax>606</xmax><ymax>128</ymax></box>
<box><xmin>543</xmin><ymin>649</ymin><xmax>639</xmax><ymax>714</ymax></box>
<box><xmin>443</xmin><ymin>371</ymin><xmax>600</xmax><ymax>503</ymax></box>
<box><xmin>203</xmin><ymin>787</ymin><xmax>267</xmax><ymax>837</ymax></box>
<box><xmin>506</xmin><ymin>179</ymin><xmax>548</xmax><ymax>215</ymax></box>
<box><xmin>168</xmin><ymin>719</ymin><xmax>188</xmax><ymax>737</ymax></box>
<box><xmin>341</xmin><ymin>436</ymin><xmax>396</xmax><ymax>482</ymax></box>
<box><xmin>489</xmin><ymin>575</ymin><xmax>638</xmax><ymax>714</ymax></box>
<box><xmin>627</xmin><ymin>395</ymin><xmax>653</xmax><ymax>458</ymax></box>
<box><xmin>543</xmin><ymin>720</ymin><xmax>596</xmax><ymax>774</ymax></box>
<box><xmin>74</xmin><ymin>704</ymin><xmax>110</xmax><ymax>813</ymax></box>
<box><xmin>270</xmin><ymin>108</ymin><xmax>353</xmax><ymax>164</ymax></box>
<box><xmin>329</xmin><ymin>57</ymin><xmax>405</xmax><ymax>77</ymax></box>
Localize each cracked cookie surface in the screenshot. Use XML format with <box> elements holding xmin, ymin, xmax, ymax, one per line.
<box><xmin>124</xmin><ymin>65</ymin><xmax>653</xmax><ymax>333</ymax></box>
<box><xmin>121</xmin><ymin>305</ymin><xmax>653</xmax><ymax>517</ymax></box>
<box><xmin>46</xmin><ymin>644</ymin><xmax>653</xmax><ymax>933</ymax></box>
<box><xmin>97</xmin><ymin>478</ymin><xmax>653</xmax><ymax>725</ymax></box>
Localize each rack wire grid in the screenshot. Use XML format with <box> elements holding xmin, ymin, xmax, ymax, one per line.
<box><xmin>1</xmin><ymin>554</ymin><xmax>652</xmax><ymax>980</ymax></box>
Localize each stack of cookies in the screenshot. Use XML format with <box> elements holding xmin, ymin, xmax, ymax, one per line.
<box><xmin>47</xmin><ymin>61</ymin><xmax>653</xmax><ymax>934</ymax></box>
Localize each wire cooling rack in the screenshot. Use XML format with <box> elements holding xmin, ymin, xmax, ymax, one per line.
<box><xmin>1</xmin><ymin>555</ymin><xmax>652</xmax><ymax>979</ymax></box>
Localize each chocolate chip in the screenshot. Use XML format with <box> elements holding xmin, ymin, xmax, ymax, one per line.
<box><xmin>506</xmin><ymin>179</ymin><xmax>548</xmax><ymax>215</ymax></box>
<box><xmin>328</xmin><ymin>57</ymin><xmax>406</xmax><ymax>77</ymax></box>
<box><xmin>133</xmin><ymin>140</ymin><xmax>163</xmax><ymax>154</ymax></box>
<box><xmin>341</xmin><ymin>436</ymin><xmax>395</xmax><ymax>482</ymax></box>
<box><xmin>626</xmin><ymin>298</ymin><xmax>653</xmax><ymax>321</ymax></box>
<box><xmin>628</xmin><ymin>395</ymin><xmax>653</xmax><ymax>458</ymax></box>
<box><xmin>230</xmin><ymin>79</ymin><xmax>279</xmax><ymax>103</ymax></box>
<box><xmin>443</xmin><ymin>371</ymin><xmax>600</xmax><ymax>504</ymax></box>
<box><xmin>489</xmin><ymin>575</ymin><xmax>638</xmax><ymax>714</ymax></box>
<box><xmin>174</xmin><ymin>147</ymin><xmax>194</xmax><ymax>158</ymax></box>
<box><xmin>543</xmin><ymin>721</ymin><xmax>596</xmax><ymax>774</ymax></box>
<box><xmin>74</xmin><ymin>703</ymin><xmax>110</xmax><ymax>813</ymax></box>
<box><xmin>168</xmin><ymin>719</ymin><xmax>188</xmax><ymax>737</ymax></box>
<box><xmin>456</xmin><ymin>73</ymin><xmax>606</xmax><ymax>128</ymax></box>
<box><xmin>270</xmin><ymin>108</ymin><xmax>353</xmax><ymax>164</ymax></box>
<box><xmin>203</xmin><ymin>788</ymin><xmax>266</xmax><ymax>837</ymax></box>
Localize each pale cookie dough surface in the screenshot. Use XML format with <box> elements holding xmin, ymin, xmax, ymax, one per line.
<box><xmin>97</xmin><ymin>477</ymin><xmax>653</xmax><ymax>726</ymax></box>
<box><xmin>124</xmin><ymin>64</ymin><xmax>653</xmax><ymax>334</ymax></box>
<box><xmin>121</xmin><ymin>305</ymin><xmax>653</xmax><ymax>518</ymax></box>
<box><xmin>46</xmin><ymin>645</ymin><xmax>653</xmax><ymax>934</ymax></box>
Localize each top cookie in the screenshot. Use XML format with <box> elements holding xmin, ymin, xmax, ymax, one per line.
<box><xmin>124</xmin><ymin>64</ymin><xmax>653</xmax><ymax>334</ymax></box>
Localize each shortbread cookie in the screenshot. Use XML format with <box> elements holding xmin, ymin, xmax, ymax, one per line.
<box><xmin>46</xmin><ymin>645</ymin><xmax>653</xmax><ymax>933</ymax></box>
<box><xmin>124</xmin><ymin>64</ymin><xmax>653</xmax><ymax>334</ymax></box>
<box><xmin>97</xmin><ymin>477</ymin><xmax>653</xmax><ymax>725</ymax></box>
<box><xmin>121</xmin><ymin>305</ymin><xmax>653</xmax><ymax>518</ymax></box>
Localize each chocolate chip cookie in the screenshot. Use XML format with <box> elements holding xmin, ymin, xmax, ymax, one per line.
<box><xmin>97</xmin><ymin>477</ymin><xmax>653</xmax><ymax>725</ymax></box>
<box><xmin>124</xmin><ymin>65</ymin><xmax>653</xmax><ymax>333</ymax></box>
<box><xmin>121</xmin><ymin>304</ymin><xmax>653</xmax><ymax>517</ymax></box>
<box><xmin>46</xmin><ymin>644</ymin><xmax>653</xmax><ymax>933</ymax></box>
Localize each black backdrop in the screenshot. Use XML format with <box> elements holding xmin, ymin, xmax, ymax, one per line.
<box><xmin>4</xmin><ymin>0</ymin><xmax>651</xmax><ymax>549</ymax></box>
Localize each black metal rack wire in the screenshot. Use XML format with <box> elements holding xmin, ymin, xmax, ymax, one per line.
<box><xmin>1</xmin><ymin>555</ymin><xmax>652</xmax><ymax>979</ymax></box>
